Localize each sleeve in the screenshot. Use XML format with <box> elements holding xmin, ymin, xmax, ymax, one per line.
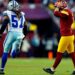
<box><xmin>0</xmin><ymin>11</ymin><xmax>9</xmax><ymax>34</ymax></box>
<box><xmin>3</xmin><ymin>11</ymin><xmax>8</xmax><ymax>16</ymax></box>
<box><xmin>23</xmin><ymin>24</ymin><xmax>28</xmax><ymax>35</ymax></box>
<box><xmin>0</xmin><ymin>18</ymin><xmax>9</xmax><ymax>34</ymax></box>
<box><xmin>21</xmin><ymin>11</ymin><xmax>26</xmax><ymax>23</ymax></box>
<box><xmin>54</xmin><ymin>9</ymin><xmax>69</xmax><ymax>18</ymax></box>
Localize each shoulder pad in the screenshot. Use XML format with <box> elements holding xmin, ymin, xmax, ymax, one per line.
<box><xmin>21</xmin><ymin>12</ymin><xmax>25</xmax><ymax>16</ymax></box>
<box><xmin>3</xmin><ymin>10</ymin><xmax>11</xmax><ymax>16</ymax></box>
<box><xmin>61</xmin><ymin>10</ymin><xmax>69</xmax><ymax>15</ymax></box>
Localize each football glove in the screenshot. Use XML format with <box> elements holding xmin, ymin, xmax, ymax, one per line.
<box><xmin>54</xmin><ymin>0</ymin><xmax>67</xmax><ymax>8</ymax></box>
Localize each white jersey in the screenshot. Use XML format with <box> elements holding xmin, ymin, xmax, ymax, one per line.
<box><xmin>3</xmin><ymin>10</ymin><xmax>25</xmax><ymax>33</ymax></box>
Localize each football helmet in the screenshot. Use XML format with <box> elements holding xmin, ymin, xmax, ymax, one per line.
<box><xmin>55</xmin><ymin>0</ymin><xmax>67</xmax><ymax>8</ymax></box>
<box><xmin>7</xmin><ymin>0</ymin><xmax>20</xmax><ymax>11</ymax></box>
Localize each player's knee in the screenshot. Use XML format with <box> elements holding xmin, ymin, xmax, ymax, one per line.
<box><xmin>4</xmin><ymin>48</ymin><xmax>9</xmax><ymax>54</ymax></box>
<box><xmin>67</xmin><ymin>50</ymin><xmax>74</xmax><ymax>54</ymax></box>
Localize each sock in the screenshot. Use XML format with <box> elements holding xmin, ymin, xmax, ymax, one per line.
<box><xmin>51</xmin><ymin>67</ymin><xmax>55</xmax><ymax>71</ymax></box>
<box><xmin>1</xmin><ymin>53</ymin><xmax>8</xmax><ymax>71</ymax></box>
<box><xmin>69</xmin><ymin>52</ymin><xmax>75</xmax><ymax>68</ymax></box>
<box><xmin>11</xmin><ymin>49</ymin><xmax>20</xmax><ymax>58</ymax></box>
<box><xmin>11</xmin><ymin>50</ymin><xmax>17</xmax><ymax>58</ymax></box>
<box><xmin>53</xmin><ymin>52</ymin><xmax>63</xmax><ymax>69</ymax></box>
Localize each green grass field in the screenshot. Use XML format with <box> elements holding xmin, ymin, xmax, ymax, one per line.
<box><xmin>0</xmin><ymin>58</ymin><xmax>74</xmax><ymax>75</ymax></box>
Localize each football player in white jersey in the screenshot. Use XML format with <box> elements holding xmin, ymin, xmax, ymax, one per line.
<box><xmin>0</xmin><ymin>0</ymin><xmax>28</xmax><ymax>74</ymax></box>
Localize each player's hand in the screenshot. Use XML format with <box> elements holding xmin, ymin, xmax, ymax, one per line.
<box><xmin>54</xmin><ymin>1</ymin><xmax>67</xmax><ymax>8</ymax></box>
<box><xmin>54</xmin><ymin>1</ymin><xmax>62</xmax><ymax>8</ymax></box>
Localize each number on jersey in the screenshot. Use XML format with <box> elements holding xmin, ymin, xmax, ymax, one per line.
<box><xmin>11</xmin><ymin>15</ymin><xmax>23</xmax><ymax>28</ymax></box>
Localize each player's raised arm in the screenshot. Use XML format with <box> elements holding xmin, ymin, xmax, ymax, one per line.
<box><xmin>0</xmin><ymin>15</ymin><xmax>9</xmax><ymax>36</ymax></box>
<box><xmin>54</xmin><ymin>0</ymin><xmax>69</xmax><ymax>18</ymax></box>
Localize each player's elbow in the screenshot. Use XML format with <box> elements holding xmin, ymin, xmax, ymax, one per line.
<box><xmin>23</xmin><ymin>25</ymin><xmax>28</xmax><ymax>35</ymax></box>
<box><xmin>0</xmin><ymin>19</ymin><xmax>9</xmax><ymax>34</ymax></box>
<box><xmin>54</xmin><ymin>11</ymin><xmax>60</xmax><ymax>17</ymax></box>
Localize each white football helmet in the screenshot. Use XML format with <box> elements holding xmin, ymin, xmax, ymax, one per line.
<box><xmin>7</xmin><ymin>0</ymin><xmax>20</xmax><ymax>11</ymax></box>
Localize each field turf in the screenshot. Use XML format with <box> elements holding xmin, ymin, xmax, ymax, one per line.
<box><xmin>0</xmin><ymin>58</ymin><xmax>74</xmax><ymax>75</ymax></box>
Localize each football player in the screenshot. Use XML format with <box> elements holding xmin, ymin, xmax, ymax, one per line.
<box><xmin>43</xmin><ymin>0</ymin><xmax>75</xmax><ymax>75</ymax></box>
<box><xmin>0</xmin><ymin>0</ymin><xmax>29</xmax><ymax>74</ymax></box>
<box><xmin>71</xmin><ymin>9</ymin><xmax>75</xmax><ymax>51</ymax></box>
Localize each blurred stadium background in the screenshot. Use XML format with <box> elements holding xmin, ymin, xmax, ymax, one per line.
<box><xmin>0</xmin><ymin>0</ymin><xmax>75</xmax><ymax>58</ymax></box>
<box><xmin>0</xmin><ymin>0</ymin><xmax>75</xmax><ymax>74</ymax></box>
<box><xmin>0</xmin><ymin>0</ymin><xmax>75</xmax><ymax>57</ymax></box>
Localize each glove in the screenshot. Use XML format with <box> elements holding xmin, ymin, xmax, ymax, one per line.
<box><xmin>54</xmin><ymin>1</ymin><xmax>62</xmax><ymax>8</ymax></box>
<box><xmin>55</xmin><ymin>1</ymin><xmax>67</xmax><ymax>8</ymax></box>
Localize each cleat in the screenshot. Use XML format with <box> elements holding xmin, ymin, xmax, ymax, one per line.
<box><xmin>43</xmin><ymin>68</ymin><xmax>54</xmax><ymax>74</ymax></box>
<box><xmin>72</xmin><ymin>70</ymin><xmax>75</xmax><ymax>75</ymax></box>
<box><xmin>0</xmin><ymin>70</ymin><xmax>4</xmax><ymax>74</ymax></box>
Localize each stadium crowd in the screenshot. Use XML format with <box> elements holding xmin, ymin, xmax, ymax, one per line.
<box><xmin>0</xmin><ymin>0</ymin><xmax>75</xmax><ymax>58</ymax></box>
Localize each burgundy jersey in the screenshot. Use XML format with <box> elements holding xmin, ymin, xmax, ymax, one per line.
<box><xmin>54</xmin><ymin>8</ymin><xmax>74</xmax><ymax>36</ymax></box>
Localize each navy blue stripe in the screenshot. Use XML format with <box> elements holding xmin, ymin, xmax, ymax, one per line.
<box><xmin>3</xmin><ymin>32</ymin><xmax>9</xmax><ymax>47</ymax></box>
